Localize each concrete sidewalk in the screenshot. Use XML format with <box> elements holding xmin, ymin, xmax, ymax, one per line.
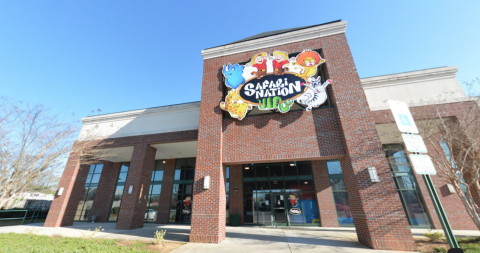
<box><xmin>1</xmin><ymin>223</ymin><xmax>479</xmax><ymax>252</ymax></box>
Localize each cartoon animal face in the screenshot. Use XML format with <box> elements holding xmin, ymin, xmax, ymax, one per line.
<box><xmin>295</xmin><ymin>50</ymin><xmax>322</xmax><ymax>67</ymax></box>
<box><xmin>303</xmin><ymin>57</ymin><xmax>317</xmax><ymax>66</ymax></box>
<box><xmin>219</xmin><ymin>89</ymin><xmax>252</xmax><ymax>120</ymax></box>
<box><xmin>222</xmin><ymin>64</ymin><xmax>245</xmax><ymax>89</ymax></box>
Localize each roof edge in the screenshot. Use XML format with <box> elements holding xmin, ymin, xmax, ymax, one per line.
<box><xmin>201</xmin><ymin>21</ymin><xmax>347</xmax><ymax>60</ymax></box>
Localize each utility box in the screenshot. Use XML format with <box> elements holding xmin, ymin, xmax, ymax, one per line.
<box><xmin>230</xmin><ymin>214</ymin><xmax>240</xmax><ymax>226</ymax></box>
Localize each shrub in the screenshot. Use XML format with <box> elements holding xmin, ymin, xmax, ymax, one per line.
<box><xmin>154</xmin><ymin>230</ymin><xmax>167</xmax><ymax>245</ymax></box>
<box><xmin>432</xmin><ymin>246</ymin><xmax>447</xmax><ymax>253</ymax></box>
<box><xmin>424</xmin><ymin>229</ymin><xmax>445</xmax><ymax>242</ymax></box>
<box><xmin>80</xmin><ymin>226</ymin><xmax>104</xmax><ymax>240</ymax></box>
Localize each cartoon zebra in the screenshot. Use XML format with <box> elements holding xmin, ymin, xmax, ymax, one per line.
<box><xmin>296</xmin><ymin>77</ymin><xmax>332</xmax><ymax>111</ymax></box>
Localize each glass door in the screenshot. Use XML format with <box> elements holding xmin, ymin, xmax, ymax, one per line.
<box><xmin>271</xmin><ymin>194</ymin><xmax>286</xmax><ymax>226</ymax></box>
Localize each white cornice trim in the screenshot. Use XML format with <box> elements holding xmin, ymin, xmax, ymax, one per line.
<box><xmin>369</xmin><ymin>96</ymin><xmax>477</xmax><ymax>111</ymax></box>
<box><xmin>201</xmin><ymin>21</ymin><xmax>348</xmax><ymax>60</ymax></box>
<box><xmin>361</xmin><ymin>66</ymin><xmax>458</xmax><ymax>90</ymax></box>
<box><xmin>81</xmin><ymin>102</ymin><xmax>201</xmax><ymax>124</ymax></box>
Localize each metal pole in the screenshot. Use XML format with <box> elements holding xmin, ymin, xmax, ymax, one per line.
<box><xmin>21</xmin><ymin>210</ymin><xmax>27</xmax><ymax>225</ymax></box>
<box><xmin>271</xmin><ymin>214</ymin><xmax>274</xmax><ymax>228</ymax></box>
<box><xmin>423</xmin><ymin>174</ymin><xmax>460</xmax><ymax>249</ymax></box>
<box><xmin>287</xmin><ymin>214</ymin><xmax>290</xmax><ymax>229</ymax></box>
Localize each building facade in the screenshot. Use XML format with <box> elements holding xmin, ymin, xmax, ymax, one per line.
<box><xmin>44</xmin><ymin>21</ymin><xmax>477</xmax><ymax>251</ymax></box>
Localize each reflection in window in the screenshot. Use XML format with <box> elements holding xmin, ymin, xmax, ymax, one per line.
<box><xmin>440</xmin><ymin>141</ymin><xmax>468</xmax><ymax>196</ymax></box>
<box><xmin>384</xmin><ymin>144</ymin><xmax>432</xmax><ymax>227</ymax></box>
<box><xmin>145</xmin><ymin>160</ymin><xmax>165</xmax><ymax>222</ymax></box>
<box><xmin>225</xmin><ymin>166</ymin><xmax>230</xmax><ymax>224</ymax></box>
<box><xmin>327</xmin><ymin>160</ymin><xmax>354</xmax><ymax>226</ymax></box>
<box><xmin>242</xmin><ymin>161</ymin><xmax>320</xmax><ymax>226</ymax></box>
<box><xmin>170</xmin><ymin>158</ymin><xmax>195</xmax><ymax>223</ymax></box>
<box><xmin>108</xmin><ymin>162</ymin><xmax>130</xmax><ymax>221</ymax></box>
<box><xmin>75</xmin><ymin>164</ymin><xmax>103</xmax><ymax>221</ymax></box>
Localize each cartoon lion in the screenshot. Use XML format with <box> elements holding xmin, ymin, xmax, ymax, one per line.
<box><xmin>293</xmin><ymin>50</ymin><xmax>326</xmax><ymax>80</ymax></box>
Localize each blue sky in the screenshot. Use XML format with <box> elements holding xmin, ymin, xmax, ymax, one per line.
<box><xmin>1</xmin><ymin>1</ymin><xmax>479</xmax><ymax>122</ymax></box>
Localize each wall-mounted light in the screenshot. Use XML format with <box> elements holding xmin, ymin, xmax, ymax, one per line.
<box><xmin>234</xmin><ymin>187</ymin><xmax>238</xmax><ymax>192</ymax></box>
<box><xmin>290</xmin><ymin>163</ymin><xmax>295</xmax><ymax>166</ymax></box>
<box><xmin>367</xmin><ymin>167</ymin><xmax>380</xmax><ymax>183</ymax></box>
<box><xmin>57</xmin><ymin>187</ymin><xmax>64</xmax><ymax>196</ymax></box>
<box><xmin>163</xmin><ymin>161</ymin><xmax>166</xmax><ymax>163</ymax></box>
<box><xmin>245</xmin><ymin>167</ymin><xmax>250</xmax><ymax>170</ymax></box>
<box><xmin>447</xmin><ymin>184</ymin><xmax>456</xmax><ymax>194</ymax></box>
<box><xmin>203</xmin><ymin>176</ymin><xmax>210</xmax><ymax>189</ymax></box>
<box><xmin>128</xmin><ymin>185</ymin><xmax>133</xmax><ymax>194</ymax></box>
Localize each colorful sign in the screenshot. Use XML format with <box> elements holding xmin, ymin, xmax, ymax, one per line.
<box><xmin>220</xmin><ymin>50</ymin><xmax>332</xmax><ymax>120</ymax></box>
<box><xmin>288</xmin><ymin>194</ymin><xmax>302</xmax><ymax>215</ymax></box>
<box><xmin>182</xmin><ymin>196</ymin><xmax>191</xmax><ymax>214</ymax></box>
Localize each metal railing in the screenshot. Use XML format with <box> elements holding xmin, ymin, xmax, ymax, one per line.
<box><xmin>0</xmin><ymin>210</ymin><xmax>47</xmax><ymax>226</ymax></box>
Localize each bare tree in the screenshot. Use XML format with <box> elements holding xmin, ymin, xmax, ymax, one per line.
<box><xmin>0</xmin><ymin>98</ymin><xmax>77</xmax><ymax>208</ymax></box>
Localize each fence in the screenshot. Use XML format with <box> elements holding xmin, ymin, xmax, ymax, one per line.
<box><xmin>0</xmin><ymin>209</ymin><xmax>49</xmax><ymax>226</ymax></box>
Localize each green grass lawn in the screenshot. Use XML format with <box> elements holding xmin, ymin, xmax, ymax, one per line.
<box><xmin>0</xmin><ymin>233</ymin><xmax>163</xmax><ymax>253</ymax></box>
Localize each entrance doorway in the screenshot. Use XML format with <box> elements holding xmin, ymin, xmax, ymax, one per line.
<box><xmin>243</xmin><ymin>161</ymin><xmax>320</xmax><ymax>226</ymax></box>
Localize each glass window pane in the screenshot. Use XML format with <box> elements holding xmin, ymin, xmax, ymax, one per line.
<box><xmin>270</xmin><ymin>165</ymin><xmax>283</xmax><ymax>177</ymax></box>
<box><xmin>283</xmin><ymin>164</ymin><xmax>297</xmax><ymax>177</ymax></box>
<box><xmin>402</xmin><ymin>190</ymin><xmax>430</xmax><ymax>227</ymax></box>
<box><xmin>184</xmin><ymin>169</ymin><xmax>195</xmax><ymax>180</ymax></box>
<box><xmin>85</xmin><ymin>174</ymin><xmax>92</xmax><ymax>184</ymax></box>
<box><xmin>226</xmin><ymin>166</ymin><xmax>230</xmax><ymax>179</ymax></box>
<box><xmin>184</xmin><ymin>184</ymin><xmax>193</xmax><ymax>195</ymax></box>
<box><xmin>396</xmin><ymin>176</ymin><xmax>416</xmax><ymax>190</ymax></box>
<box><xmin>154</xmin><ymin>170</ymin><xmax>164</xmax><ymax>181</ymax></box>
<box><xmin>243</xmin><ymin>166</ymin><xmax>255</xmax><ymax>178</ymax></box>
<box><xmin>175</xmin><ymin>159</ymin><xmax>186</xmax><ymax>169</ymax></box>
<box><xmin>301</xmin><ymin>192</ymin><xmax>320</xmax><ymax>224</ymax></box>
<box><xmin>243</xmin><ymin>194</ymin><xmax>254</xmax><ymax>223</ymax></box>
<box><xmin>118</xmin><ymin>172</ymin><xmax>127</xmax><ymax>183</ymax></box>
<box><xmin>330</xmin><ymin>178</ymin><xmax>346</xmax><ymax>191</ymax></box>
<box><xmin>333</xmin><ymin>192</ymin><xmax>353</xmax><ymax>225</ymax></box>
<box><xmin>270</xmin><ymin>180</ymin><xmax>284</xmax><ymax>191</ymax></box>
<box><xmin>300</xmin><ymin>180</ymin><xmax>314</xmax><ymax>191</ymax></box>
<box><xmin>91</xmin><ymin>174</ymin><xmax>101</xmax><ymax>184</ymax></box>
<box><xmin>174</xmin><ymin>170</ymin><xmax>181</xmax><ymax>180</ymax></box>
<box><xmin>94</xmin><ymin>164</ymin><xmax>103</xmax><ymax>174</ymax></box>
<box><xmin>185</xmin><ymin>158</ymin><xmax>196</xmax><ymax>169</ymax></box>
<box><xmin>257</xmin><ymin>181</ymin><xmax>270</xmax><ymax>191</ymax></box>
<box><xmin>88</xmin><ymin>165</ymin><xmax>96</xmax><ymax>173</ymax></box>
<box><xmin>226</xmin><ymin>182</ymin><xmax>230</xmax><ymax>194</ymax></box>
<box><xmin>169</xmin><ymin>194</ymin><xmax>178</xmax><ymax>222</ymax></box>
<box><xmin>120</xmin><ymin>163</ymin><xmax>130</xmax><ymax>172</ymax></box>
<box><xmin>287</xmin><ymin>193</ymin><xmax>303</xmax><ymax>224</ymax></box>
<box><xmin>255</xmin><ymin>165</ymin><xmax>268</xmax><ymax>178</ymax></box>
<box><xmin>297</xmin><ymin>162</ymin><xmax>312</xmax><ymax>176</ymax></box>
<box><xmin>285</xmin><ymin>180</ymin><xmax>299</xmax><ymax>192</ymax></box>
<box><xmin>172</xmin><ymin>184</ymin><xmax>180</xmax><ymax>195</ymax></box>
<box><xmin>327</xmin><ymin>160</ymin><xmax>342</xmax><ymax>175</ymax></box>
<box><xmin>151</xmin><ymin>184</ymin><xmax>162</xmax><ymax>195</ymax></box>
<box><xmin>255</xmin><ymin>192</ymin><xmax>271</xmax><ymax>224</ymax></box>
<box><xmin>243</xmin><ymin>182</ymin><xmax>255</xmax><ymax>193</ymax></box>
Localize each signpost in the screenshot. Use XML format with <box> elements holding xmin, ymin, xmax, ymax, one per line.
<box><xmin>388</xmin><ymin>100</ymin><xmax>460</xmax><ymax>250</ymax></box>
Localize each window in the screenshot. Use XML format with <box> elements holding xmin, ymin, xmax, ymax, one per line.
<box><xmin>108</xmin><ymin>162</ymin><xmax>130</xmax><ymax>221</ymax></box>
<box><xmin>169</xmin><ymin>158</ymin><xmax>195</xmax><ymax>223</ymax></box>
<box><xmin>440</xmin><ymin>140</ymin><xmax>468</xmax><ymax>196</ymax></box>
<box><xmin>75</xmin><ymin>164</ymin><xmax>103</xmax><ymax>221</ymax></box>
<box><xmin>384</xmin><ymin>144</ymin><xmax>432</xmax><ymax>227</ymax></box>
<box><xmin>145</xmin><ymin>160</ymin><xmax>165</xmax><ymax>222</ymax></box>
<box><xmin>326</xmin><ymin>160</ymin><xmax>353</xmax><ymax>226</ymax></box>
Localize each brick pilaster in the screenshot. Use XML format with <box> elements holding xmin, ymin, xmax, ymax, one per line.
<box><xmin>115</xmin><ymin>144</ymin><xmax>156</xmax><ymax>230</ymax></box>
<box><xmin>89</xmin><ymin>161</ymin><xmax>121</xmax><ymax>222</ymax></box>
<box><xmin>322</xmin><ymin>34</ymin><xmax>416</xmax><ymax>250</ymax></box>
<box><xmin>156</xmin><ymin>159</ymin><xmax>175</xmax><ymax>224</ymax></box>
<box><xmin>229</xmin><ymin>165</ymin><xmax>243</xmax><ymax>225</ymax></box>
<box><xmin>44</xmin><ymin>143</ymin><xmax>90</xmax><ymax>227</ymax></box>
<box><xmin>311</xmin><ymin>160</ymin><xmax>338</xmax><ymax>227</ymax></box>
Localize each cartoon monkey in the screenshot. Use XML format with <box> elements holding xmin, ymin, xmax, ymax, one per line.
<box><xmin>293</xmin><ymin>50</ymin><xmax>325</xmax><ymax>80</ymax></box>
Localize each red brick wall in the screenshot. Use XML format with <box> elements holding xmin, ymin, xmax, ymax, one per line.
<box><xmin>156</xmin><ymin>159</ymin><xmax>175</xmax><ymax>224</ymax></box>
<box><xmin>312</xmin><ymin>160</ymin><xmax>338</xmax><ymax>227</ymax></box>
<box><xmin>116</xmin><ymin>144</ymin><xmax>156</xmax><ymax>230</ymax></box>
<box><xmin>89</xmin><ymin>161</ymin><xmax>121</xmax><ymax>222</ymax></box>
<box><xmin>45</xmin><ymin>142</ymin><xmax>91</xmax><ymax>227</ymax></box>
<box><xmin>229</xmin><ymin>165</ymin><xmax>244</xmax><ymax>225</ymax></box>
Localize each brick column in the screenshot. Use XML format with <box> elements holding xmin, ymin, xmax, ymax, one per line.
<box><xmin>190</xmin><ymin>59</ymin><xmax>226</xmax><ymax>243</ymax></box>
<box><xmin>45</xmin><ymin>143</ymin><xmax>91</xmax><ymax>227</ymax></box>
<box><xmin>156</xmin><ymin>159</ymin><xmax>175</xmax><ymax>224</ymax></box>
<box><xmin>89</xmin><ymin>161</ymin><xmax>121</xmax><ymax>222</ymax></box>
<box><xmin>312</xmin><ymin>160</ymin><xmax>338</xmax><ymax>227</ymax></box>
<box><xmin>229</xmin><ymin>165</ymin><xmax>243</xmax><ymax>225</ymax></box>
<box><xmin>116</xmin><ymin>144</ymin><xmax>156</xmax><ymax>230</ymax></box>
<box><xmin>322</xmin><ymin>34</ymin><xmax>416</xmax><ymax>250</ymax></box>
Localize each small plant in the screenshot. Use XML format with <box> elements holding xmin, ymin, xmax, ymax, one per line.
<box><xmin>154</xmin><ymin>230</ymin><xmax>167</xmax><ymax>245</ymax></box>
<box><xmin>80</xmin><ymin>226</ymin><xmax>104</xmax><ymax>240</ymax></box>
<box><xmin>432</xmin><ymin>246</ymin><xmax>447</xmax><ymax>253</ymax></box>
<box><xmin>424</xmin><ymin>229</ymin><xmax>445</xmax><ymax>242</ymax></box>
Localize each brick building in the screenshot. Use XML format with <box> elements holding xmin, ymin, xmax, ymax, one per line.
<box><xmin>44</xmin><ymin>20</ymin><xmax>478</xmax><ymax>251</ymax></box>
